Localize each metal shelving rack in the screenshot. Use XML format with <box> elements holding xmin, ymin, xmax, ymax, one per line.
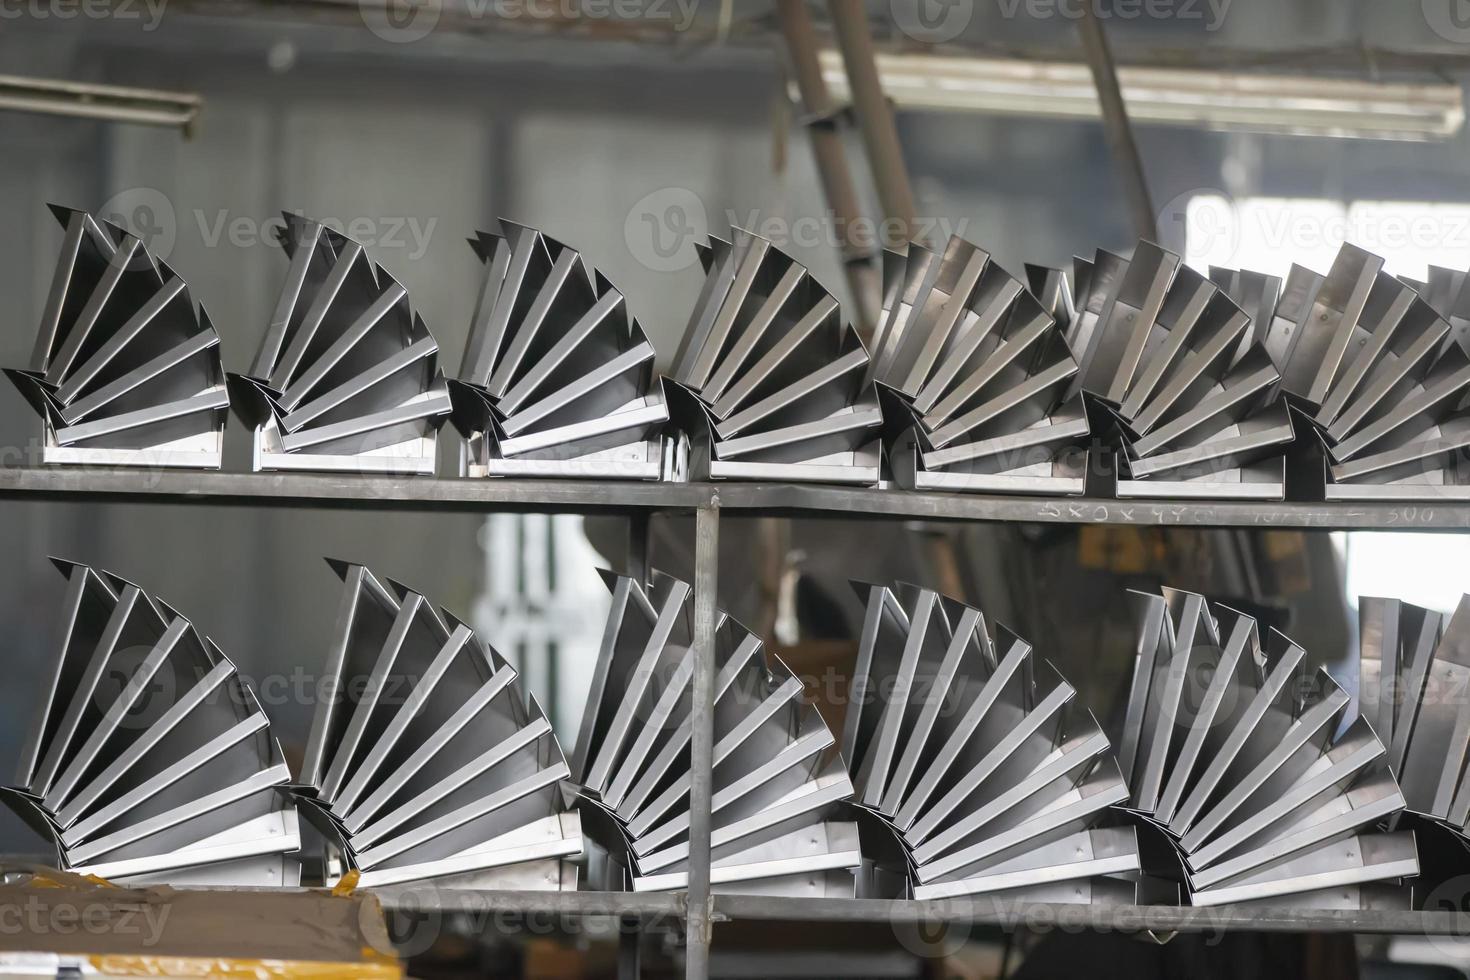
<box><xmin>3</xmin><ymin>465</ymin><xmax>1468</xmax><ymax>980</ymax></box>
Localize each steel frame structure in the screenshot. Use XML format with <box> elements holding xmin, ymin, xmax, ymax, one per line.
<box><xmin>2</xmin><ymin>466</ymin><xmax>1469</xmax><ymax>980</ymax></box>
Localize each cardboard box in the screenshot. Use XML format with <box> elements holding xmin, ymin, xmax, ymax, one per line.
<box><xmin>0</xmin><ymin>875</ymin><xmax>402</xmax><ymax>979</ymax></box>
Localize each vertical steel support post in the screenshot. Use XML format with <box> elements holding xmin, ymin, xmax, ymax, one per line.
<box><xmin>684</xmin><ymin>501</ymin><xmax>720</xmax><ymax>980</ymax></box>
<box><xmin>627</xmin><ymin>512</ymin><xmax>652</xmax><ymax>584</ymax></box>
<box><xmin>826</xmin><ymin>0</ymin><xmax>919</xmax><ymax>248</ymax></box>
<box><xmin>619</xmin><ymin>918</ymin><xmax>642</xmax><ymax>980</ymax></box>
<box><xmin>775</xmin><ymin>0</ymin><xmax>881</xmax><ymax>332</ymax></box>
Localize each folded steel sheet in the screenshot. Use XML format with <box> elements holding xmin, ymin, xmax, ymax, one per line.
<box><xmin>3</xmin><ymin>560</ymin><xmax>300</xmax><ymax>885</ymax></box>
<box><xmin>229</xmin><ymin>215</ymin><xmax>451</xmax><ymax>474</ymax></box>
<box><xmin>289</xmin><ymin>559</ymin><xmax>582</xmax><ymax>890</ymax></box>
<box><xmin>1071</xmin><ymin>244</ymin><xmax>1297</xmax><ymax>500</ymax></box>
<box><xmin>1116</xmin><ymin>585</ymin><xmax>1418</xmax><ymax>906</ymax></box>
<box><xmin>839</xmin><ymin>582</ymin><xmax>1157</xmax><ymax>903</ymax></box>
<box><xmin>666</xmin><ymin>230</ymin><xmax>882</xmax><ymax>485</ymax></box>
<box><xmin>1239</xmin><ymin>244</ymin><xmax>1470</xmax><ymax>499</ymax></box>
<box><xmin>448</xmin><ymin>221</ymin><xmax>670</xmax><ymax>480</ymax></box>
<box><xmin>4</xmin><ymin>205</ymin><xmax>229</xmax><ymax>468</ymax></box>
<box><xmin>570</xmin><ymin>570</ymin><xmax>860</xmax><ymax>896</ymax></box>
<box><xmin>873</xmin><ymin>237</ymin><xmax>1091</xmax><ymax>495</ymax></box>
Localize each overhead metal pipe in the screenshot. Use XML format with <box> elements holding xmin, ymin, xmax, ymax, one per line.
<box><xmin>1076</xmin><ymin>7</ymin><xmax>1158</xmax><ymax>240</ymax></box>
<box><xmin>825</xmin><ymin>0</ymin><xmax>919</xmax><ymax>248</ymax></box>
<box><xmin>0</xmin><ymin>75</ymin><xmax>200</xmax><ymax>133</ymax></box>
<box><xmin>774</xmin><ymin>0</ymin><xmax>880</xmax><ymax>333</ymax></box>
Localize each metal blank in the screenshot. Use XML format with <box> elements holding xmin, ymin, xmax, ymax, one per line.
<box><xmin>289</xmin><ymin>559</ymin><xmax>581</xmax><ymax>890</ymax></box>
<box><xmin>1</xmin><ymin>560</ymin><xmax>299</xmax><ymax>884</ymax></box>
<box><xmin>5</xmin><ymin>205</ymin><xmax>228</xmax><ymax>468</ymax></box>
<box><xmin>230</xmin><ymin>214</ymin><xmax>450</xmax><ymax>474</ymax></box>
<box><xmin>668</xmin><ymin>229</ymin><xmax>881</xmax><ymax>485</ymax></box>
<box><xmin>572</xmin><ymin>570</ymin><xmax>859</xmax><ymax>893</ymax></box>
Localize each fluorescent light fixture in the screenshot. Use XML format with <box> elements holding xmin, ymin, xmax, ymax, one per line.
<box><xmin>815</xmin><ymin>51</ymin><xmax>1464</xmax><ymax>142</ymax></box>
<box><xmin>0</xmin><ymin>75</ymin><xmax>201</xmax><ymax>131</ymax></box>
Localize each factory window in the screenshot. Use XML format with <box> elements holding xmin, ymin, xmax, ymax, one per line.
<box><xmin>1185</xmin><ymin>194</ymin><xmax>1470</xmax><ymax>282</ymax></box>
<box><xmin>1187</xmin><ymin>194</ymin><xmax>1470</xmax><ymax>618</ymax></box>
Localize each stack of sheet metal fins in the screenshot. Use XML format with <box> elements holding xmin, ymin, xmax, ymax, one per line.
<box><xmin>290</xmin><ymin>560</ymin><xmax>582</xmax><ymax>890</ymax></box>
<box><xmin>1359</xmin><ymin>595</ymin><xmax>1470</xmax><ymax>842</ymax></box>
<box><xmin>1065</xmin><ymin>241</ymin><xmax>1297</xmax><ymax>499</ymax></box>
<box><xmin>1402</xmin><ymin>264</ymin><xmax>1470</xmax><ymax>354</ymax></box>
<box><xmin>1</xmin><ymin>560</ymin><xmax>300</xmax><ymax>886</ymax></box>
<box><xmin>841</xmin><ymin>582</ymin><xmax>1156</xmax><ymax>904</ymax></box>
<box><xmin>229</xmin><ymin>214</ymin><xmax>452</xmax><ymax>474</ymax></box>
<box><xmin>448</xmin><ymin>221</ymin><xmax>669</xmax><ymax>479</ymax></box>
<box><xmin>571</xmin><ymin>570</ymin><xmax>860</xmax><ymax>896</ymax></box>
<box><xmin>871</xmin><ymin>237</ymin><xmax>1092</xmax><ymax>495</ymax></box>
<box><xmin>1265</xmin><ymin>244</ymin><xmax>1470</xmax><ymax>499</ymax></box>
<box><xmin>666</xmin><ymin>229</ymin><xmax>882</xmax><ymax>484</ymax></box>
<box><xmin>1117</xmin><ymin>587</ymin><xmax>1417</xmax><ymax>909</ymax></box>
<box><xmin>4</xmin><ymin>205</ymin><xmax>229</xmax><ymax>468</ymax></box>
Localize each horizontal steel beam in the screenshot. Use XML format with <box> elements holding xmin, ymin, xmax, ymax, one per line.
<box><xmin>711</xmin><ymin>894</ymin><xmax>1470</xmax><ymax>935</ymax></box>
<box><xmin>366</xmin><ymin>889</ymin><xmax>1470</xmax><ymax>936</ymax></box>
<box><xmin>372</xmin><ymin>887</ymin><xmax>685</xmax><ymax>919</ymax></box>
<box><xmin>0</xmin><ymin>467</ymin><xmax>1461</xmax><ymax>530</ymax></box>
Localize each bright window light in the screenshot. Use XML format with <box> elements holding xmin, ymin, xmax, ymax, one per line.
<box><xmin>1183</xmin><ymin>195</ymin><xmax>1470</xmax><ymax>282</ymax></box>
<box><xmin>1188</xmin><ymin>197</ymin><xmax>1470</xmax><ymax>618</ymax></box>
<box><xmin>1335</xmin><ymin>532</ymin><xmax>1470</xmax><ymax>615</ymax></box>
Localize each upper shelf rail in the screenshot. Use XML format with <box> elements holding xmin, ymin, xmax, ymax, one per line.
<box><xmin>0</xmin><ymin>467</ymin><xmax>1463</xmax><ymax>530</ymax></box>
